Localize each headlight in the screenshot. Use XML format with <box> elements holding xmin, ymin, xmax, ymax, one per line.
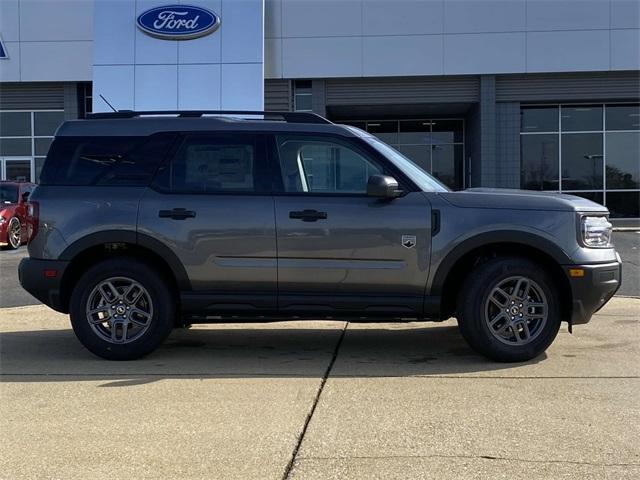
<box><xmin>0</xmin><ymin>216</ymin><xmax>5</xmax><ymax>225</ymax></box>
<box><xmin>581</xmin><ymin>215</ymin><xmax>612</xmax><ymax>248</ymax></box>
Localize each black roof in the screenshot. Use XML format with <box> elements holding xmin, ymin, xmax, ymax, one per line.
<box><xmin>58</xmin><ymin>110</ymin><xmax>364</xmax><ymax>138</ymax></box>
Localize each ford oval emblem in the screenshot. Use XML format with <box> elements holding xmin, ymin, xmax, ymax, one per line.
<box><xmin>136</xmin><ymin>4</ymin><xmax>220</xmax><ymax>40</ymax></box>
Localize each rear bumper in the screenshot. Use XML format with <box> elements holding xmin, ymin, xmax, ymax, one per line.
<box><xmin>568</xmin><ymin>254</ymin><xmax>622</xmax><ymax>325</ymax></box>
<box><xmin>18</xmin><ymin>257</ymin><xmax>70</xmax><ymax>313</ymax></box>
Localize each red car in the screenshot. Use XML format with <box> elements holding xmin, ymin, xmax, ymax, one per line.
<box><xmin>0</xmin><ymin>181</ymin><xmax>36</xmax><ymax>249</ymax></box>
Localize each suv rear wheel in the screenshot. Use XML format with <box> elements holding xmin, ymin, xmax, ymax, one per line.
<box><xmin>456</xmin><ymin>256</ymin><xmax>561</xmax><ymax>362</ymax></box>
<box><xmin>69</xmin><ymin>257</ymin><xmax>175</xmax><ymax>360</ymax></box>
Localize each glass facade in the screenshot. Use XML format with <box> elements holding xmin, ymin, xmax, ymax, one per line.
<box><xmin>0</xmin><ymin>110</ymin><xmax>64</xmax><ymax>182</ymax></box>
<box><xmin>344</xmin><ymin>119</ymin><xmax>465</xmax><ymax>190</ymax></box>
<box><xmin>520</xmin><ymin>104</ymin><xmax>640</xmax><ymax>218</ymax></box>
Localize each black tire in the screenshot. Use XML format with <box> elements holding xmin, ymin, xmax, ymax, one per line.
<box><xmin>456</xmin><ymin>256</ymin><xmax>561</xmax><ymax>362</ymax></box>
<box><xmin>69</xmin><ymin>257</ymin><xmax>176</xmax><ymax>360</ymax></box>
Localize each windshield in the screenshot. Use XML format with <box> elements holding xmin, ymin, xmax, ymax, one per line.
<box><xmin>363</xmin><ymin>137</ymin><xmax>450</xmax><ymax>192</ymax></box>
<box><xmin>0</xmin><ymin>185</ymin><xmax>19</xmax><ymax>204</ymax></box>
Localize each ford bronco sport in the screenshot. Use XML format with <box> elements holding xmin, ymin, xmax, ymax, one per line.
<box><xmin>19</xmin><ymin>110</ymin><xmax>622</xmax><ymax>361</ymax></box>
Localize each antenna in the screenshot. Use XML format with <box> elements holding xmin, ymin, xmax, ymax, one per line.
<box><xmin>99</xmin><ymin>94</ymin><xmax>117</xmax><ymax>113</ymax></box>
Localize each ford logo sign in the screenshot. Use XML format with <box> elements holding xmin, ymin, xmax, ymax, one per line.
<box><xmin>137</xmin><ymin>4</ymin><xmax>220</xmax><ymax>40</ymax></box>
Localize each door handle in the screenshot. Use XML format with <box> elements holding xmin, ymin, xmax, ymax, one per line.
<box><xmin>289</xmin><ymin>209</ymin><xmax>328</xmax><ymax>222</ymax></box>
<box><xmin>158</xmin><ymin>208</ymin><xmax>196</xmax><ymax>220</ymax></box>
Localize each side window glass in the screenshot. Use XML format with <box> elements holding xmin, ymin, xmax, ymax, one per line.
<box><xmin>276</xmin><ymin>135</ymin><xmax>382</xmax><ymax>194</ymax></box>
<box><xmin>40</xmin><ymin>134</ymin><xmax>174</xmax><ymax>186</ymax></box>
<box><xmin>155</xmin><ymin>134</ymin><xmax>262</xmax><ymax>193</ymax></box>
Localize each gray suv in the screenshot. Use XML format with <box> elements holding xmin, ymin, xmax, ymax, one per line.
<box><xmin>19</xmin><ymin>110</ymin><xmax>622</xmax><ymax>362</ymax></box>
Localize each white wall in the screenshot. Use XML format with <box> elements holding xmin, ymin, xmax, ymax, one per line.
<box><xmin>0</xmin><ymin>0</ymin><xmax>94</xmax><ymax>82</ymax></box>
<box><xmin>265</xmin><ymin>0</ymin><xmax>640</xmax><ymax>78</ymax></box>
<box><xmin>92</xmin><ymin>0</ymin><xmax>264</xmax><ymax>112</ymax></box>
<box><xmin>1</xmin><ymin>0</ymin><xmax>638</xmax><ymax>86</ymax></box>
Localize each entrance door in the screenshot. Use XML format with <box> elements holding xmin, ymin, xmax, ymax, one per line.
<box><xmin>272</xmin><ymin>134</ymin><xmax>432</xmax><ymax>317</ymax></box>
<box><xmin>137</xmin><ymin>132</ymin><xmax>277</xmax><ymax>313</ymax></box>
<box><xmin>1</xmin><ymin>157</ymin><xmax>33</xmax><ymax>182</ymax></box>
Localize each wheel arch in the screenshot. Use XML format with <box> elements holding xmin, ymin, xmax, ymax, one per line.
<box><xmin>432</xmin><ymin>231</ymin><xmax>573</xmax><ymax>321</ymax></box>
<box><xmin>58</xmin><ymin>230</ymin><xmax>190</xmax><ymax>313</ymax></box>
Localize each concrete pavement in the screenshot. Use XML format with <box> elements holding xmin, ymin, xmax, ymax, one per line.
<box><xmin>1</xmin><ymin>297</ymin><xmax>638</xmax><ymax>479</ymax></box>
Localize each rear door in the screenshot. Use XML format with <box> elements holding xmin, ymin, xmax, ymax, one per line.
<box><xmin>271</xmin><ymin>133</ymin><xmax>432</xmax><ymax>317</ymax></box>
<box><xmin>137</xmin><ymin>132</ymin><xmax>277</xmax><ymax>313</ymax></box>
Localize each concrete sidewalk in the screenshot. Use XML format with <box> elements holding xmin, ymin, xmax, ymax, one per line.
<box><xmin>1</xmin><ymin>298</ymin><xmax>639</xmax><ymax>479</ymax></box>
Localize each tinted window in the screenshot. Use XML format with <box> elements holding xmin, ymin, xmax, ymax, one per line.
<box><xmin>40</xmin><ymin>134</ymin><xmax>175</xmax><ymax>186</ymax></box>
<box><xmin>276</xmin><ymin>135</ymin><xmax>382</xmax><ymax>194</ymax></box>
<box><xmin>0</xmin><ymin>112</ymin><xmax>30</xmax><ymax>136</ymax></box>
<box><xmin>0</xmin><ymin>184</ymin><xmax>19</xmax><ymax>204</ymax></box>
<box><xmin>561</xmin><ymin>106</ymin><xmax>602</xmax><ymax>132</ymax></box>
<box><xmin>521</xmin><ymin>107</ymin><xmax>558</xmax><ymax>132</ymax></box>
<box><xmin>606</xmin><ymin>132</ymin><xmax>640</xmax><ymax>189</ymax></box>
<box><xmin>154</xmin><ymin>134</ymin><xmax>264</xmax><ymax>193</ymax></box>
<box><xmin>606</xmin><ymin>104</ymin><xmax>640</xmax><ymax>131</ymax></box>
<box><xmin>561</xmin><ymin>133</ymin><xmax>603</xmax><ymax>190</ymax></box>
<box><xmin>521</xmin><ymin>134</ymin><xmax>559</xmax><ymax>190</ymax></box>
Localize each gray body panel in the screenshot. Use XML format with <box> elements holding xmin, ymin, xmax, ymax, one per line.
<box><xmin>27</xmin><ymin>186</ymin><xmax>142</xmax><ymax>260</ymax></box>
<box><xmin>137</xmin><ymin>188</ymin><xmax>277</xmax><ymax>308</ymax></box>
<box><xmin>274</xmin><ymin>192</ymin><xmax>432</xmax><ymax>315</ymax></box>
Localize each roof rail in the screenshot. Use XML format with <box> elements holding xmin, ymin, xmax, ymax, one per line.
<box><xmin>86</xmin><ymin>110</ymin><xmax>332</xmax><ymax>124</ymax></box>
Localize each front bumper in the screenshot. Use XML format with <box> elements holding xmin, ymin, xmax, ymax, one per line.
<box><xmin>18</xmin><ymin>257</ymin><xmax>70</xmax><ymax>313</ymax></box>
<box><xmin>567</xmin><ymin>253</ymin><xmax>622</xmax><ymax>325</ymax></box>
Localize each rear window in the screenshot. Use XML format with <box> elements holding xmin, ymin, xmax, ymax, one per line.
<box><xmin>39</xmin><ymin>134</ymin><xmax>176</xmax><ymax>186</ymax></box>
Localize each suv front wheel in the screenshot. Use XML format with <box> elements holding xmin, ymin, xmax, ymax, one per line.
<box><xmin>456</xmin><ymin>256</ymin><xmax>561</xmax><ymax>362</ymax></box>
<box><xmin>69</xmin><ymin>257</ymin><xmax>175</xmax><ymax>360</ymax></box>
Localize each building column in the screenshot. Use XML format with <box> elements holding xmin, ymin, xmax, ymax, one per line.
<box><xmin>479</xmin><ymin>75</ymin><xmax>497</xmax><ymax>187</ymax></box>
<box><xmin>496</xmin><ymin>102</ymin><xmax>521</xmax><ymax>189</ymax></box>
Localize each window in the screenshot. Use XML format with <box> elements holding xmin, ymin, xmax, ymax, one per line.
<box><xmin>561</xmin><ymin>105</ymin><xmax>603</xmax><ymax>132</ymax></box>
<box><xmin>0</xmin><ymin>184</ymin><xmax>19</xmax><ymax>204</ymax></box>
<box><xmin>276</xmin><ymin>135</ymin><xmax>382</xmax><ymax>194</ymax></box>
<box><xmin>294</xmin><ymin>80</ymin><xmax>313</xmax><ymax>112</ymax></box>
<box><xmin>78</xmin><ymin>83</ymin><xmax>93</xmax><ymax>119</ymax></box>
<box><xmin>5</xmin><ymin>160</ymin><xmax>31</xmax><ymax>182</ymax></box>
<box><xmin>41</xmin><ymin>134</ymin><xmax>175</xmax><ymax>186</ymax></box>
<box><xmin>0</xmin><ymin>109</ymin><xmax>64</xmax><ymax>182</ymax></box>
<box><xmin>520</xmin><ymin>103</ymin><xmax>640</xmax><ymax>218</ymax></box>
<box><xmin>155</xmin><ymin>134</ymin><xmax>264</xmax><ymax>193</ymax></box>
<box><xmin>606</xmin><ymin>132</ymin><xmax>639</xmax><ymax>189</ymax></box>
<box><xmin>561</xmin><ymin>133</ymin><xmax>603</xmax><ymax>190</ymax></box>
<box><xmin>521</xmin><ymin>107</ymin><xmax>558</xmax><ymax>133</ymax></box>
<box><xmin>521</xmin><ymin>134</ymin><xmax>559</xmax><ymax>190</ymax></box>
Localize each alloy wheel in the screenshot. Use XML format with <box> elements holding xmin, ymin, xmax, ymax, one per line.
<box><xmin>8</xmin><ymin>218</ymin><xmax>21</xmax><ymax>249</ymax></box>
<box><xmin>85</xmin><ymin>277</ymin><xmax>154</xmax><ymax>344</ymax></box>
<box><xmin>484</xmin><ymin>276</ymin><xmax>548</xmax><ymax>346</ymax></box>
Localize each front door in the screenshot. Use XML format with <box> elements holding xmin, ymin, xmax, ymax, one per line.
<box><xmin>272</xmin><ymin>134</ymin><xmax>432</xmax><ymax>317</ymax></box>
<box><xmin>137</xmin><ymin>132</ymin><xmax>277</xmax><ymax>313</ymax></box>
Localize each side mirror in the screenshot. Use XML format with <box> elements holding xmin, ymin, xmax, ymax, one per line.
<box><xmin>367</xmin><ymin>175</ymin><xmax>401</xmax><ymax>198</ymax></box>
<box><xmin>21</xmin><ymin>191</ymin><xmax>30</xmax><ymax>203</ymax></box>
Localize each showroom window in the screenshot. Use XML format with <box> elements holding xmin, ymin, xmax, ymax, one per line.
<box><xmin>0</xmin><ymin>110</ymin><xmax>64</xmax><ymax>183</ymax></box>
<box><xmin>293</xmin><ymin>80</ymin><xmax>313</xmax><ymax>112</ymax></box>
<box><xmin>520</xmin><ymin>104</ymin><xmax>640</xmax><ymax>218</ymax></box>
<box><xmin>344</xmin><ymin>119</ymin><xmax>465</xmax><ymax>190</ymax></box>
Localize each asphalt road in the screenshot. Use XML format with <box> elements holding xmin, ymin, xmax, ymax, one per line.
<box><xmin>1</xmin><ymin>297</ymin><xmax>638</xmax><ymax>479</ymax></box>
<box><xmin>1</xmin><ymin>232</ymin><xmax>638</xmax><ymax>309</ymax></box>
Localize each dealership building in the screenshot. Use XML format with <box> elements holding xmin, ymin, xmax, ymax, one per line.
<box><xmin>0</xmin><ymin>0</ymin><xmax>639</xmax><ymax>218</ymax></box>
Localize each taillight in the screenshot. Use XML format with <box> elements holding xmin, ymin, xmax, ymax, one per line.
<box><xmin>26</xmin><ymin>201</ymin><xmax>39</xmax><ymax>243</ymax></box>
